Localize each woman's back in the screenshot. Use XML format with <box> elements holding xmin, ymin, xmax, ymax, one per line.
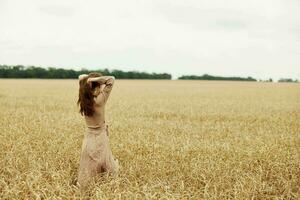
<box><xmin>77</xmin><ymin>74</ymin><xmax>118</xmax><ymax>188</ymax></box>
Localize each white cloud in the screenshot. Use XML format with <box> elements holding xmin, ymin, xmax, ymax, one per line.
<box><xmin>0</xmin><ymin>0</ymin><xmax>299</xmax><ymax>80</ymax></box>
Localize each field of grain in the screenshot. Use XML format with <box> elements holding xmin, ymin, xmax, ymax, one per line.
<box><xmin>0</xmin><ymin>79</ymin><xmax>299</xmax><ymax>199</ymax></box>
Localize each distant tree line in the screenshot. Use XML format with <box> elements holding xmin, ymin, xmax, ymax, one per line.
<box><xmin>178</xmin><ymin>74</ymin><xmax>257</xmax><ymax>81</ymax></box>
<box><xmin>1</xmin><ymin>65</ymin><xmax>298</xmax><ymax>82</ymax></box>
<box><xmin>0</xmin><ymin>65</ymin><xmax>172</xmax><ymax>79</ymax></box>
<box><xmin>258</xmin><ymin>78</ymin><xmax>273</xmax><ymax>82</ymax></box>
<box><xmin>278</xmin><ymin>78</ymin><xmax>299</xmax><ymax>83</ymax></box>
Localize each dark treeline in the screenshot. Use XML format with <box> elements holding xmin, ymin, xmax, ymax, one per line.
<box><xmin>178</xmin><ymin>74</ymin><xmax>257</xmax><ymax>81</ymax></box>
<box><xmin>278</xmin><ymin>78</ymin><xmax>299</xmax><ymax>83</ymax></box>
<box><xmin>1</xmin><ymin>65</ymin><xmax>298</xmax><ymax>82</ymax></box>
<box><xmin>0</xmin><ymin>65</ymin><xmax>172</xmax><ymax>79</ymax></box>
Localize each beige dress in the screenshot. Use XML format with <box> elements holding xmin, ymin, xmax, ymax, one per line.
<box><xmin>77</xmin><ymin>76</ymin><xmax>119</xmax><ymax>188</ymax></box>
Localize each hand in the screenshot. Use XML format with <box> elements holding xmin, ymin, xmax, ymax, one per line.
<box><xmin>78</xmin><ymin>74</ymin><xmax>88</xmax><ymax>81</ymax></box>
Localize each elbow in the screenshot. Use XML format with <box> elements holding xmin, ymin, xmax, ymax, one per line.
<box><xmin>107</xmin><ymin>76</ymin><xmax>115</xmax><ymax>85</ymax></box>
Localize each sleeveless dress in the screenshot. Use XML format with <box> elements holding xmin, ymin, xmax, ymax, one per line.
<box><xmin>77</xmin><ymin>77</ymin><xmax>119</xmax><ymax>188</ymax></box>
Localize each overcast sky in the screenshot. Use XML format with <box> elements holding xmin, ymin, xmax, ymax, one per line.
<box><xmin>0</xmin><ymin>0</ymin><xmax>299</xmax><ymax>80</ymax></box>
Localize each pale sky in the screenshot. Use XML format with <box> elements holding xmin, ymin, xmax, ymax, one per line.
<box><xmin>0</xmin><ymin>0</ymin><xmax>299</xmax><ymax>80</ymax></box>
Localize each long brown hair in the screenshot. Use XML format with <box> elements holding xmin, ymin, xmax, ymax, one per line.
<box><xmin>77</xmin><ymin>72</ymin><xmax>102</xmax><ymax>116</ymax></box>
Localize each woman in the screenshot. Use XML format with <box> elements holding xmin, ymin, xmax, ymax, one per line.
<box><xmin>77</xmin><ymin>72</ymin><xmax>119</xmax><ymax>188</ymax></box>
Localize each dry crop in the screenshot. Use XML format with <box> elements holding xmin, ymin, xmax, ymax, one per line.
<box><xmin>0</xmin><ymin>79</ymin><xmax>299</xmax><ymax>199</ymax></box>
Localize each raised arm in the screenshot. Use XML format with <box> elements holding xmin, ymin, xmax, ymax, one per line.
<box><xmin>87</xmin><ymin>76</ymin><xmax>114</xmax><ymax>84</ymax></box>
<box><xmin>88</xmin><ymin>76</ymin><xmax>115</xmax><ymax>104</ymax></box>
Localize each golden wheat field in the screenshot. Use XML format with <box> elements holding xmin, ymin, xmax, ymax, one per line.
<box><xmin>0</xmin><ymin>79</ymin><xmax>299</xmax><ymax>199</ymax></box>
